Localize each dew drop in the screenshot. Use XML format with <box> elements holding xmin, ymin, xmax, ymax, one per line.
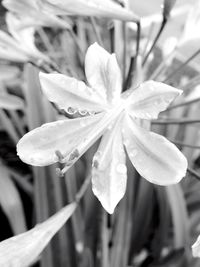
<box><xmin>92</xmin><ymin>159</ymin><xmax>99</xmax><ymax>168</ymax></box>
<box><xmin>149</xmin><ymin>85</ymin><xmax>155</xmax><ymax>92</ymax></box>
<box><xmin>116</xmin><ymin>163</ymin><xmax>127</xmax><ymax>174</ymax></box>
<box><xmin>92</xmin><ymin>151</ymin><xmax>102</xmax><ymax>168</ymax></box>
<box><xmin>68</xmin><ymin>149</ymin><xmax>79</xmax><ymax>161</ymax></box>
<box><xmin>107</xmin><ymin>124</ymin><xmax>112</xmax><ymax>130</ymax></box>
<box><xmin>76</xmin><ymin>242</ymin><xmax>84</xmax><ymax>253</ymax></box>
<box><xmin>56</xmin><ymin>168</ymin><xmax>64</xmax><ymax>177</ymax></box>
<box><xmin>129</xmin><ymin>149</ymin><xmax>138</xmax><ymax>158</ymax></box>
<box><xmin>67</xmin><ymin>107</ymin><xmax>77</xmax><ymax>115</ymax></box>
<box><xmin>88</xmin><ymin>110</ymin><xmax>95</xmax><ymax>116</ymax></box>
<box><xmin>155</xmin><ymin>98</ymin><xmax>162</xmax><ymax>105</ymax></box>
<box><xmin>80</xmin><ymin>120</ymin><xmax>86</xmax><ymax>127</ymax></box>
<box><xmin>79</xmin><ymin>110</ymin><xmax>87</xmax><ymax>116</ymax></box>
<box><xmin>145</xmin><ymin>112</ymin><xmax>152</xmax><ymax>119</ymax></box>
<box><xmin>123</xmin><ymin>138</ymin><xmax>130</xmax><ymax>146</ymax></box>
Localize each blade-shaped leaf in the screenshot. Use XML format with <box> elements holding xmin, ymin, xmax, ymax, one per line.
<box><xmin>0</xmin><ymin>94</ymin><xmax>24</xmax><ymax>110</ymax></box>
<box><xmin>0</xmin><ymin>202</ymin><xmax>76</xmax><ymax>267</ymax></box>
<box><xmin>0</xmin><ymin>165</ymin><xmax>27</xmax><ymax>235</ymax></box>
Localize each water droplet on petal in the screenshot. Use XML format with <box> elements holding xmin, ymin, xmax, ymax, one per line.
<box><xmin>80</xmin><ymin>120</ymin><xmax>86</xmax><ymax>127</ymax></box>
<box><xmin>92</xmin><ymin>159</ymin><xmax>99</xmax><ymax>168</ymax></box>
<box><xmin>124</xmin><ymin>138</ymin><xmax>130</xmax><ymax>146</ymax></box>
<box><xmin>88</xmin><ymin>111</ymin><xmax>95</xmax><ymax>116</ymax></box>
<box><xmin>67</xmin><ymin>107</ymin><xmax>77</xmax><ymax>115</ymax></box>
<box><xmin>145</xmin><ymin>112</ymin><xmax>152</xmax><ymax>119</ymax></box>
<box><xmin>68</xmin><ymin>149</ymin><xmax>79</xmax><ymax>161</ymax></box>
<box><xmin>92</xmin><ymin>151</ymin><xmax>102</xmax><ymax>168</ymax></box>
<box><xmin>116</xmin><ymin>163</ymin><xmax>127</xmax><ymax>174</ymax></box>
<box><xmin>155</xmin><ymin>98</ymin><xmax>162</xmax><ymax>105</ymax></box>
<box><xmin>79</xmin><ymin>110</ymin><xmax>87</xmax><ymax>116</ymax></box>
<box><xmin>129</xmin><ymin>149</ymin><xmax>138</xmax><ymax>158</ymax></box>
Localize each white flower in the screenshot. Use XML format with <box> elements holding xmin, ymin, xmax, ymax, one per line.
<box><xmin>41</xmin><ymin>0</ymin><xmax>139</xmax><ymax>21</ymax></box>
<box><xmin>192</xmin><ymin>235</ymin><xmax>200</xmax><ymax>257</ymax></box>
<box><xmin>0</xmin><ymin>13</ymin><xmax>48</xmax><ymax>63</ymax></box>
<box><xmin>3</xmin><ymin>0</ymin><xmax>71</xmax><ymax>29</ymax></box>
<box><xmin>17</xmin><ymin>43</ymin><xmax>188</xmax><ymax>213</ymax></box>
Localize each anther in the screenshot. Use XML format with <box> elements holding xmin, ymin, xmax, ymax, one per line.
<box><xmin>55</xmin><ymin>150</ymin><xmax>65</xmax><ymax>163</ymax></box>
<box><xmin>56</xmin><ymin>168</ymin><xmax>64</xmax><ymax>177</ymax></box>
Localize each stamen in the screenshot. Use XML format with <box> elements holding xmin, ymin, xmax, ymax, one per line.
<box><xmin>56</xmin><ymin>167</ymin><xmax>64</xmax><ymax>177</ymax></box>
<box><xmin>55</xmin><ymin>150</ymin><xmax>65</xmax><ymax>163</ymax></box>
<box><xmin>68</xmin><ymin>149</ymin><xmax>79</xmax><ymax>161</ymax></box>
<box><xmin>58</xmin><ymin>149</ymin><xmax>80</xmax><ymax>176</ymax></box>
<box><xmin>92</xmin><ymin>159</ymin><xmax>99</xmax><ymax>168</ymax></box>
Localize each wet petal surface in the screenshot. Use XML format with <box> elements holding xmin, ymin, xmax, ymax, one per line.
<box><xmin>40</xmin><ymin>72</ymin><xmax>107</xmax><ymax>114</ymax></box>
<box><xmin>17</xmin><ymin>113</ymin><xmax>105</xmax><ymax>166</ymax></box>
<box><xmin>126</xmin><ymin>80</ymin><xmax>182</xmax><ymax>119</ymax></box>
<box><xmin>85</xmin><ymin>43</ymin><xmax>122</xmax><ymax>104</ymax></box>
<box><xmin>92</xmin><ymin>117</ymin><xmax>127</xmax><ymax>213</ymax></box>
<box><xmin>123</xmin><ymin>115</ymin><xmax>187</xmax><ymax>185</ymax></box>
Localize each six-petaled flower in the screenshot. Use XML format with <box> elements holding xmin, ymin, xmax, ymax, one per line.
<box><xmin>17</xmin><ymin>43</ymin><xmax>187</xmax><ymax>213</ymax></box>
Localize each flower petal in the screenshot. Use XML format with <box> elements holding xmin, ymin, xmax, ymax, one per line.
<box><xmin>0</xmin><ymin>202</ymin><xmax>76</xmax><ymax>267</ymax></box>
<box><xmin>123</xmin><ymin>115</ymin><xmax>187</xmax><ymax>185</ymax></box>
<box><xmin>106</xmin><ymin>54</ymin><xmax>122</xmax><ymax>104</ymax></box>
<box><xmin>6</xmin><ymin>13</ymin><xmax>48</xmax><ymax>61</ymax></box>
<box><xmin>17</xmin><ymin>113</ymin><xmax>105</xmax><ymax>166</ymax></box>
<box><xmin>3</xmin><ymin>0</ymin><xmax>71</xmax><ymax>29</ymax></box>
<box><xmin>125</xmin><ymin>80</ymin><xmax>182</xmax><ymax>119</ymax></box>
<box><xmin>39</xmin><ymin>72</ymin><xmax>108</xmax><ymax>113</ymax></box>
<box><xmin>192</xmin><ymin>235</ymin><xmax>200</xmax><ymax>257</ymax></box>
<box><xmin>92</xmin><ymin>118</ymin><xmax>127</xmax><ymax>214</ymax></box>
<box><xmin>85</xmin><ymin>43</ymin><xmax>122</xmax><ymax>105</ymax></box>
<box><xmin>42</xmin><ymin>0</ymin><xmax>139</xmax><ymax>21</ymax></box>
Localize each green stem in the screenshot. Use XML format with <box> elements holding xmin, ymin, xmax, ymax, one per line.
<box><xmin>163</xmin><ymin>48</ymin><xmax>200</xmax><ymax>83</ymax></box>
<box><xmin>152</xmin><ymin>119</ymin><xmax>200</xmax><ymax>125</ymax></box>
<box><xmin>187</xmin><ymin>168</ymin><xmax>200</xmax><ymax>181</ymax></box>
<box><xmin>166</xmin><ymin>97</ymin><xmax>200</xmax><ymax>111</ymax></box>
<box><xmin>123</xmin><ymin>20</ymin><xmax>141</xmax><ymax>90</ymax></box>
<box><xmin>170</xmin><ymin>140</ymin><xmax>200</xmax><ymax>149</ymax></box>
<box><xmin>90</xmin><ymin>17</ymin><xmax>104</xmax><ymax>46</ymax></box>
<box><xmin>142</xmin><ymin>17</ymin><xmax>167</xmax><ymax>66</ymax></box>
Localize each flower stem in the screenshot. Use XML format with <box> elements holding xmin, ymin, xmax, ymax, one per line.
<box><xmin>163</xmin><ymin>48</ymin><xmax>200</xmax><ymax>83</ymax></box>
<box><xmin>142</xmin><ymin>17</ymin><xmax>167</xmax><ymax>66</ymax></box>
<box><xmin>170</xmin><ymin>140</ymin><xmax>200</xmax><ymax>149</ymax></box>
<box><xmin>166</xmin><ymin>97</ymin><xmax>200</xmax><ymax>111</ymax></box>
<box><xmin>187</xmin><ymin>168</ymin><xmax>200</xmax><ymax>181</ymax></box>
<box><xmin>90</xmin><ymin>17</ymin><xmax>104</xmax><ymax>46</ymax></box>
<box><xmin>75</xmin><ymin>174</ymin><xmax>91</xmax><ymax>203</ymax></box>
<box><xmin>123</xmin><ymin>20</ymin><xmax>141</xmax><ymax>90</ymax></box>
<box><xmin>152</xmin><ymin>118</ymin><xmax>200</xmax><ymax>125</ymax></box>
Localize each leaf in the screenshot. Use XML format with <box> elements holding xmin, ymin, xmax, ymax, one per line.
<box><xmin>0</xmin><ymin>165</ymin><xmax>27</xmax><ymax>235</ymax></box>
<box><xmin>0</xmin><ymin>94</ymin><xmax>24</xmax><ymax>110</ymax></box>
<box><xmin>0</xmin><ymin>202</ymin><xmax>76</xmax><ymax>267</ymax></box>
<box><xmin>0</xmin><ymin>65</ymin><xmax>19</xmax><ymax>82</ymax></box>
<box><xmin>165</xmin><ymin>185</ymin><xmax>189</xmax><ymax>249</ymax></box>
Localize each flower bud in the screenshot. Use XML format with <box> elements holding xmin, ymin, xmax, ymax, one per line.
<box><xmin>162</xmin><ymin>0</ymin><xmax>177</xmax><ymax>20</ymax></box>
